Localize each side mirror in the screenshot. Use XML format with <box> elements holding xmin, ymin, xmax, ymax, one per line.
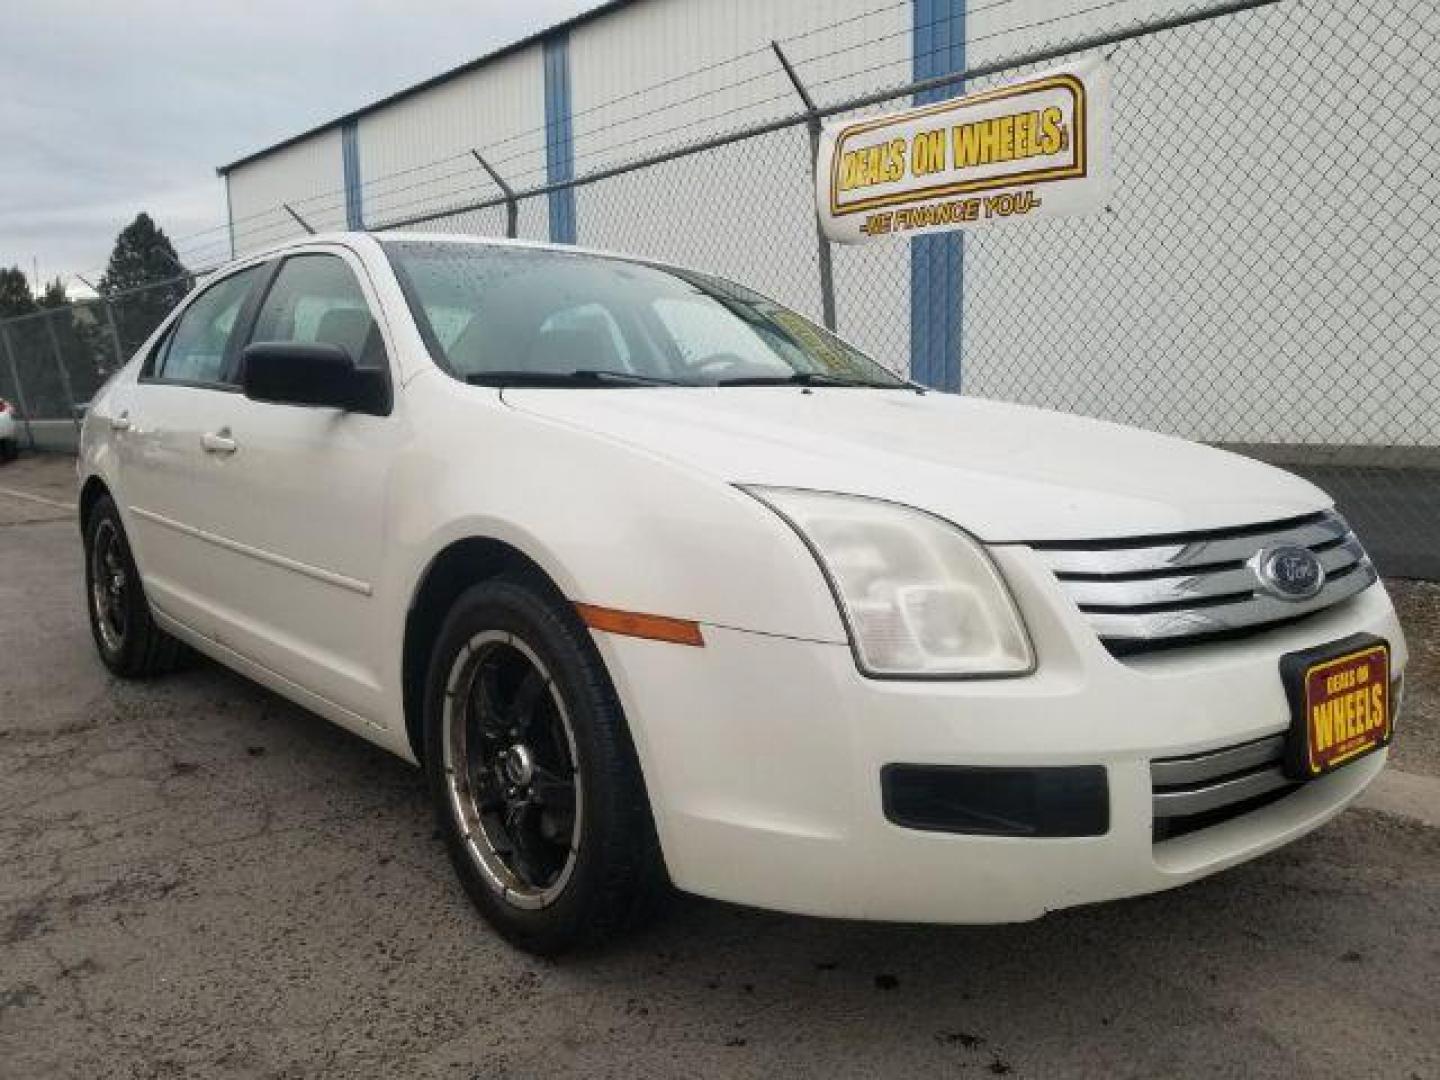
<box><xmin>240</xmin><ymin>342</ymin><xmax>389</xmax><ymax>416</ymax></box>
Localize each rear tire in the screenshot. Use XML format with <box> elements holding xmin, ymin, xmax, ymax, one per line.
<box><xmin>0</xmin><ymin>438</ymin><xmax>16</xmax><ymax>463</ymax></box>
<box><xmin>423</xmin><ymin>573</ymin><xmax>665</xmax><ymax>955</ymax></box>
<box><xmin>84</xmin><ymin>494</ymin><xmax>186</xmax><ymax>678</ymax></box>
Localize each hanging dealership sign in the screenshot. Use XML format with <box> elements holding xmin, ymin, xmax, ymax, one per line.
<box><xmin>816</xmin><ymin>56</ymin><xmax>1111</xmax><ymax>244</ymax></box>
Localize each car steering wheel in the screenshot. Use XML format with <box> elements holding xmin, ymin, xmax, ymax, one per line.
<box><xmin>691</xmin><ymin>352</ymin><xmax>759</xmax><ymax>378</ymax></box>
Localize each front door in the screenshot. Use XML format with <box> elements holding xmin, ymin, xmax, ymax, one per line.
<box><xmin>193</xmin><ymin>247</ymin><xmax>405</xmax><ymax>725</ymax></box>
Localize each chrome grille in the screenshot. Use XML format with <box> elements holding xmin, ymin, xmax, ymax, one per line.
<box><xmin>1151</xmin><ymin>735</ymin><xmax>1298</xmax><ymax>841</ymax></box>
<box><xmin>1035</xmin><ymin>511</ymin><xmax>1377</xmax><ymax>653</ymax></box>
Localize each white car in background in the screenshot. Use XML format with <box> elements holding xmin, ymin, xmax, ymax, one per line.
<box><xmin>0</xmin><ymin>396</ymin><xmax>19</xmax><ymax>462</ymax></box>
<box><xmin>77</xmin><ymin>233</ymin><xmax>1406</xmax><ymax>955</ymax></box>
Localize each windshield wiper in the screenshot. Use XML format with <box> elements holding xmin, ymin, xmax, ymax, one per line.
<box><xmin>715</xmin><ymin>371</ymin><xmax>903</xmax><ymax>388</ymax></box>
<box><xmin>465</xmin><ymin>369</ymin><xmax>687</xmax><ymax>388</ymax></box>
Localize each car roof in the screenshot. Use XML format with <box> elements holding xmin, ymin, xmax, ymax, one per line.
<box><xmin>238</xmin><ymin>230</ymin><xmax>647</xmax><ymax>266</ymax></box>
<box><xmin>194</xmin><ymin>231</ymin><xmax>694</xmax><ymax>293</ymax></box>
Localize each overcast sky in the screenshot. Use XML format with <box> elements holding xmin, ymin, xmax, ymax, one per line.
<box><xmin>0</xmin><ymin>0</ymin><xmax>594</xmax><ymax>293</ymax></box>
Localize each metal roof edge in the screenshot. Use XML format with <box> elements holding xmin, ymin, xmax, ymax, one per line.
<box><xmin>215</xmin><ymin>0</ymin><xmax>639</xmax><ymax>176</ymax></box>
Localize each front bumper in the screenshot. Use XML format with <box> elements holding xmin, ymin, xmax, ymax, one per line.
<box><xmin>591</xmin><ymin>546</ymin><xmax>1407</xmax><ymax>923</ymax></box>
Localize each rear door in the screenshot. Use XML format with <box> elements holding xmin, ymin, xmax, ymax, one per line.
<box><xmin>192</xmin><ymin>247</ymin><xmax>405</xmax><ymax>724</ymax></box>
<box><xmin>116</xmin><ymin>262</ymin><xmax>269</xmax><ymax>631</ymax></box>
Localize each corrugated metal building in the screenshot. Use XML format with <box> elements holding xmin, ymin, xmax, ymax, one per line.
<box><xmin>216</xmin><ymin>0</ymin><xmax>1121</xmax><ymax>388</ymax></box>
<box><xmin>215</xmin><ymin>0</ymin><xmax>1439</xmax><ymax>450</ymax></box>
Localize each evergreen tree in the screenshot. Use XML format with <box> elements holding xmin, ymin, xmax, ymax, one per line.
<box><xmin>98</xmin><ymin>213</ymin><xmax>190</xmax><ymax>350</ymax></box>
<box><xmin>0</xmin><ymin>266</ymin><xmax>36</xmax><ymax>319</ymax></box>
<box><xmin>37</xmin><ymin>277</ymin><xmax>70</xmax><ymax>309</ymax></box>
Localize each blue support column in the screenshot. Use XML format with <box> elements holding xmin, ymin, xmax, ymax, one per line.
<box><xmin>543</xmin><ymin>34</ymin><xmax>577</xmax><ymax>244</ymax></box>
<box><xmin>341</xmin><ymin>121</ymin><xmax>364</xmax><ymax>230</ymax></box>
<box><xmin>910</xmin><ymin>0</ymin><xmax>966</xmax><ymax>391</ymax></box>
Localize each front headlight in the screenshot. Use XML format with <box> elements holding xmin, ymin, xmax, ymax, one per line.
<box><xmin>746</xmin><ymin>487</ymin><xmax>1033</xmax><ymax>678</ymax></box>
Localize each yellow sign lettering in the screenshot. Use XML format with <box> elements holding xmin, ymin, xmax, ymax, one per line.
<box><xmin>951</xmin><ymin>107</ymin><xmax>1069</xmax><ymax>170</ymax></box>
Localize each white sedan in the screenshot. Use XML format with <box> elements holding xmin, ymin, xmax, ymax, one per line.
<box><xmin>0</xmin><ymin>396</ymin><xmax>18</xmax><ymax>461</ymax></box>
<box><xmin>78</xmin><ymin>233</ymin><xmax>1406</xmax><ymax>954</ymax></box>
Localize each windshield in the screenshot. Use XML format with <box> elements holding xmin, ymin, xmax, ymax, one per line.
<box><xmin>382</xmin><ymin>240</ymin><xmax>907</xmax><ymax>388</ymax></box>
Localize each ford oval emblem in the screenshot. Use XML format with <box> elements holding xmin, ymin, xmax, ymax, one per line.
<box><xmin>1253</xmin><ymin>545</ymin><xmax>1325</xmax><ymax>601</ymax></box>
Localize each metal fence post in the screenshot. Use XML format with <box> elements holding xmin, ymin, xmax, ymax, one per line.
<box><xmin>75</xmin><ymin>275</ymin><xmax>126</xmax><ymax>373</ymax></box>
<box><xmin>43</xmin><ymin>310</ymin><xmax>82</xmax><ymax>438</ymax></box>
<box><xmin>0</xmin><ymin>323</ymin><xmax>37</xmax><ymax>450</ymax></box>
<box><xmin>282</xmin><ymin>203</ymin><xmax>316</xmax><ymax>235</ymax></box>
<box><xmin>100</xmin><ymin>297</ymin><xmax>127</xmax><ymax>372</ymax></box>
<box><xmin>472</xmin><ymin>151</ymin><xmax>519</xmax><ymax>239</ymax></box>
<box><xmin>771</xmin><ymin>41</ymin><xmax>837</xmax><ymax>332</ymax></box>
<box><xmin>77</xmin><ymin>273</ymin><xmax>126</xmax><ymax>374</ymax></box>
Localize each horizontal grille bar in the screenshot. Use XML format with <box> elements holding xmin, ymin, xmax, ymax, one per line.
<box><xmin>1057</xmin><ymin>537</ymin><xmax>1365</xmax><ymax>609</ymax></box>
<box><xmin>1034</xmin><ymin>511</ymin><xmax>1376</xmax><ymax>651</ymax></box>
<box><xmin>1150</xmin><ymin>734</ymin><xmax>1286</xmax><ymax>786</ymax></box>
<box><xmin>1081</xmin><ymin>560</ymin><xmax>1376</xmax><ymax>641</ymax></box>
<box><xmin>1035</xmin><ymin>513</ymin><xmax>1347</xmax><ymax>576</ymax></box>
<box><xmin>1153</xmin><ymin>767</ymin><xmax>1293</xmax><ymax>818</ymax></box>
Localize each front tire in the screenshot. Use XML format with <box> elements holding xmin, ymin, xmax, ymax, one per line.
<box><xmin>423</xmin><ymin>574</ymin><xmax>664</xmax><ymax>955</ymax></box>
<box><xmin>84</xmin><ymin>495</ymin><xmax>186</xmax><ymax>678</ymax></box>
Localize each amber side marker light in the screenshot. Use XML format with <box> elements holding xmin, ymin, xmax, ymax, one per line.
<box><xmin>574</xmin><ymin>603</ymin><xmax>705</xmax><ymax>647</ymax></box>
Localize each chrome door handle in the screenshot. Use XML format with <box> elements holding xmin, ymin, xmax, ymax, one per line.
<box><xmin>110</xmin><ymin>412</ymin><xmax>131</xmax><ymax>432</ymax></box>
<box><xmin>201</xmin><ymin>429</ymin><xmax>237</xmax><ymax>455</ymax></box>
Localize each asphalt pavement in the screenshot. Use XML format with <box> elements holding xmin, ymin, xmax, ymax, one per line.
<box><xmin>2</xmin><ymin>454</ymin><xmax>1437</xmax><ymax>1080</ymax></box>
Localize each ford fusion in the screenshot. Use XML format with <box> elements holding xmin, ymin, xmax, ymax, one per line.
<box><xmin>78</xmin><ymin>234</ymin><xmax>1406</xmax><ymax>954</ymax></box>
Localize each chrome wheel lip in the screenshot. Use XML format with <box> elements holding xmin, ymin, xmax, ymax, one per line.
<box><xmin>90</xmin><ymin>519</ymin><xmax>128</xmax><ymax>655</ymax></box>
<box><xmin>441</xmin><ymin>630</ymin><xmax>583</xmax><ymax>911</ymax></box>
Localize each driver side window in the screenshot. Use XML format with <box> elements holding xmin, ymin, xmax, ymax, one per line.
<box><xmin>154</xmin><ymin>266</ymin><xmax>263</xmax><ymax>386</ymax></box>
<box><xmin>249</xmin><ymin>254</ymin><xmax>387</xmax><ymax>369</ymax></box>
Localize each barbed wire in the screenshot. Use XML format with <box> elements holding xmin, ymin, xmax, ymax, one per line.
<box><xmin>152</xmin><ymin>0</ymin><xmax>1129</xmax><ymax>255</ymax></box>
<box><xmin>47</xmin><ymin>0</ymin><xmax>1252</xmax><ymax>286</ymax></box>
<box><xmin>260</xmin><ymin>0</ymin><xmax>1194</xmax><ymax>242</ymax></box>
<box><xmin>365</xmin><ymin>0</ymin><xmax>1186</xmax><ymax>229</ymax></box>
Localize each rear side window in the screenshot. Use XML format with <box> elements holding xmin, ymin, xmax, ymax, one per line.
<box><xmin>156</xmin><ymin>266</ymin><xmax>263</xmax><ymax>385</ymax></box>
<box><xmin>249</xmin><ymin>254</ymin><xmax>386</xmax><ymax>368</ymax></box>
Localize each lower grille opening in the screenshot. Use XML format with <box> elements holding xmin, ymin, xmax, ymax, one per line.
<box><xmin>1153</xmin><ymin>783</ymin><xmax>1300</xmax><ymax>842</ymax></box>
<box><xmin>1151</xmin><ymin>735</ymin><xmax>1301</xmax><ymax>842</ymax></box>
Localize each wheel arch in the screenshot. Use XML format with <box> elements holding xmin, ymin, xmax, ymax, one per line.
<box><xmin>78</xmin><ymin>474</ymin><xmax>112</xmax><ymax>536</ymax></box>
<box><xmin>401</xmin><ymin>535</ymin><xmax>569</xmax><ymax>764</ymax></box>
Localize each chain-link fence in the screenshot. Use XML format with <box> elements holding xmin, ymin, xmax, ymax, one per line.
<box><xmin>0</xmin><ymin>272</ymin><xmax>190</xmax><ymax>447</ymax></box>
<box><xmin>2</xmin><ymin>0</ymin><xmax>1434</xmax><ymax>576</ymax></box>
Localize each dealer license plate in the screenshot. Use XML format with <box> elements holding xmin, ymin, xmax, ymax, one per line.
<box><xmin>1281</xmin><ymin>637</ymin><xmax>1391</xmax><ymax>780</ymax></box>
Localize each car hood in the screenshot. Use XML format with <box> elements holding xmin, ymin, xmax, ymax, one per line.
<box><xmin>502</xmin><ymin>387</ymin><xmax>1330</xmax><ymax>543</ymax></box>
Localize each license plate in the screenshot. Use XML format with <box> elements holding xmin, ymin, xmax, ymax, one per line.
<box><xmin>1281</xmin><ymin>636</ymin><xmax>1391</xmax><ymax>780</ymax></box>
